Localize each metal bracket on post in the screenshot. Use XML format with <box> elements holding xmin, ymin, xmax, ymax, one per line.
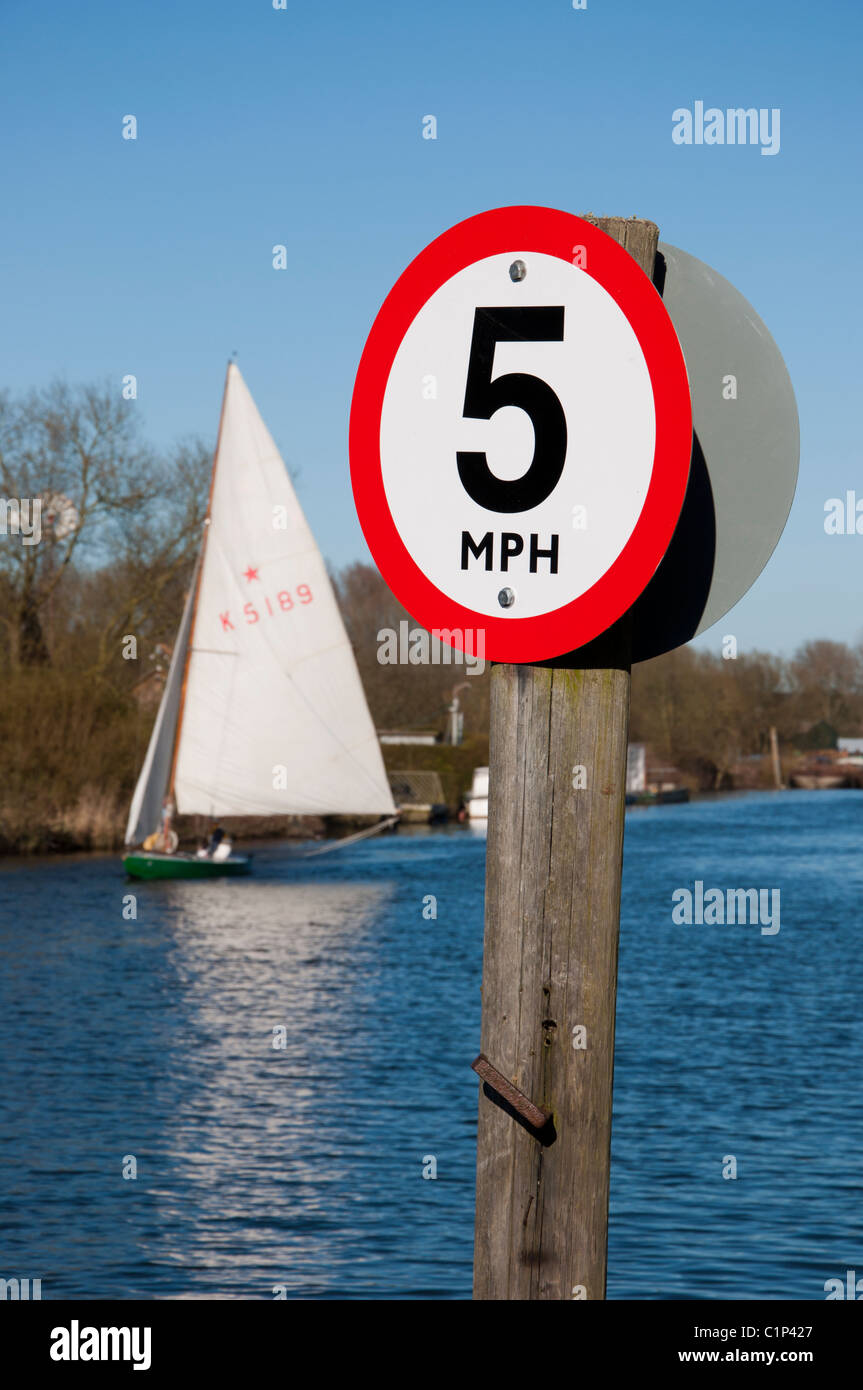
<box><xmin>471</xmin><ymin>1053</ymin><xmax>553</xmax><ymax>1137</ymax></box>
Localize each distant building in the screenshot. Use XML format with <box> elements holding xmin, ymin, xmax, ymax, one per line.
<box><xmin>627</xmin><ymin>742</ymin><xmax>689</xmax><ymax>800</ymax></box>
<box><xmin>838</xmin><ymin>737</ymin><xmax>863</xmax><ymax>755</ymax></box>
<box><xmin>626</xmin><ymin>744</ymin><xmax>647</xmax><ymax>794</ymax></box>
<box><xmin>378</xmin><ymin>731</ymin><xmax>439</xmax><ymax>746</ymax></box>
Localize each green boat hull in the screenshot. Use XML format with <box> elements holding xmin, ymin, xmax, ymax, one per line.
<box><xmin>123</xmin><ymin>851</ymin><xmax>252</xmax><ymax>880</ymax></box>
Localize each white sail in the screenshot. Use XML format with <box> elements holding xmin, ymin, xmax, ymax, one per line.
<box><xmin>172</xmin><ymin>364</ymin><xmax>395</xmax><ymax>818</ymax></box>
<box><xmin>124</xmin><ymin>557</ymin><xmax>199</xmax><ymax>845</ymax></box>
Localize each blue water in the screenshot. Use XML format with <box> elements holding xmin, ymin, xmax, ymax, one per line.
<box><xmin>0</xmin><ymin>791</ymin><xmax>860</xmax><ymax>1299</ymax></box>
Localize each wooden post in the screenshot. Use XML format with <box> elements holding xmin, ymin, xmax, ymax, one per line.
<box><xmin>473</xmin><ymin>217</ymin><xmax>660</xmax><ymax>1301</ymax></box>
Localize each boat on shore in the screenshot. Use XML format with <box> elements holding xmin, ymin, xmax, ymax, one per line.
<box><xmin>789</xmin><ymin>771</ymin><xmax>848</xmax><ymax>790</ymax></box>
<box><xmin>625</xmin><ymin>743</ymin><xmax>689</xmax><ymax>806</ymax></box>
<box><xmin>787</xmin><ymin>748</ymin><xmax>863</xmax><ymax>790</ymax></box>
<box><xmin>463</xmin><ymin>767</ymin><xmax>489</xmax><ymax>820</ymax></box>
<box><xmin>463</xmin><ymin>760</ymin><xmax>689</xmax><ymax>817</ymax></box>
<box><xmin>625</xmin><ymin>787</ymin><xmax>690</xmax><ymax>806</ymax></box>
<box><xmin>387</xmin><ymin>771</ymin><xmax>449</xmax><ymax>824</ymax></box>
<box><xmin>123</xmin><ymin>363</ymin><xmax>396</xmax><ymax>880</ymax></box>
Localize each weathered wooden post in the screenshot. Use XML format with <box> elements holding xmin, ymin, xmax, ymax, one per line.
<box><xmin>473</xmin><ymin>217</ymin><xmax>658</xmax><ymax>1301</ymax></box>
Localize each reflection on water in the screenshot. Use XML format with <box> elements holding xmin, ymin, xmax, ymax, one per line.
<box><xmin>0</xmin><ymin>831</ymin><xmax>481</xmax><ymax>1299</ymax></box>
<box><xmin>0</xmin><ymin>794</ymin><xmax>861</xmax><ymax>1298</ymax></box>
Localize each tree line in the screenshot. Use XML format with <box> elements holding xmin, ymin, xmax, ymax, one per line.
<box><xmin>1</xmin><ymin>379</ymin><xmax>860</xmax><ymax>849</ymax></box>
<box><xmin>335</xmin><ymin>561</ymin><xmax>863</xmax><ymax>786</ymax></box>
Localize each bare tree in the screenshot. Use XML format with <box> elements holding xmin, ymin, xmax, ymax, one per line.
<box><xmin>789</xmin><ymin>640</ymin><xmax>863</xmax><ymax>732</ymax></box>
<box><xmin>333</xmin><ymin>560</ymin><xmax>490</xmax><ymax>734</ymax></box>
<box><xmin>0</xmin><ymin>381</ymin><xmax>210</xmax><ymax>668</ymax></box>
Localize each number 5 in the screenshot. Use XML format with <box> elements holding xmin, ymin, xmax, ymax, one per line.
<box><xmin>456</xmin><ymin>306</ymin><xmax>567</xmax><ymax>513</ymax></box>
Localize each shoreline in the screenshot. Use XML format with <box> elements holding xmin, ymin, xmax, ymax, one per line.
<box><xmin>3</xmin><ymin>784</ymin><xmax>853</xmax><ymax>861</ymax></box>
<box><xmin>0</xmin><ymin>812</ymin><xmax>329</xmax><ymax>859</ymax></box>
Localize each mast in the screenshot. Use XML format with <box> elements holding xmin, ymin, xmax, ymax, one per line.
<box><xmin>166</xmin><ymin>361</ymin><xmax>233</xmax><ymax>817</ymax></box>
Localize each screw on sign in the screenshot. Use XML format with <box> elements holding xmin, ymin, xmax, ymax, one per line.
<box><xmin>350</xmin><ymin>205</ymin><xmax>692</xmax><ymax>663</ymax></box>
<box><xmin>351</xmin><ymin>210</ymin><xmax>691</xmax><ymax>1302</ymax></box>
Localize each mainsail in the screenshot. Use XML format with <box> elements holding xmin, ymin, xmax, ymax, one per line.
<box><xmin>125</xmin><ymin>363</ymin><xmax>395</xmax><ymax>841</ymax></box>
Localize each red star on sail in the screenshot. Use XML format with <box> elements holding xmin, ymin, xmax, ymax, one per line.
<box><xmin>243</xmin><ymin>565</ymin><xmax>260</xmax><ymax>582</ymax></box>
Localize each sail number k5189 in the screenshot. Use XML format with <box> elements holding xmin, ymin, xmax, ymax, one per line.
<box><xmin>218</xmin><ymin>585</ymin><xmax>313</xmax><ymax>632</ymax></box>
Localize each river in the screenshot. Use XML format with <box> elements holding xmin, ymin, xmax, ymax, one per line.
<box><xmin>0</xmin><ymin>789</ymin><xmax>860</xmax><ymax>1299</ymax></box>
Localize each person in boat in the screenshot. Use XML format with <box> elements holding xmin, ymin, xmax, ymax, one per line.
<box><xmin>143</xmin><ymin>798</ymin><xmax>178</xmax><ymax>854</ymax></box>
<box><xmin>195</xmin><ymin>824</ymin><xmax>233</xmax><ymax>861</ymax></box>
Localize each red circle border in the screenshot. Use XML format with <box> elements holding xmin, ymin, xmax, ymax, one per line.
<box><xmin>349</xmin><ymin>205</ymin><xmax>692</xmax><ymax>662</ymax></box>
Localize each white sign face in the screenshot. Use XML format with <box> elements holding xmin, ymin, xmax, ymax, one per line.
<box><xmin>351</xmin><ymin>206</ymin><xmax>692</xmax><ymax>662</ymax></box>
<box><xmin>379</xmin><ymin>252</ymin><xmax>656</xmax><ymax>621</ymax></box>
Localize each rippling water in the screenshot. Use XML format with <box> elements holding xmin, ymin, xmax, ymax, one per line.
<box><xmin>0</xmin><ymin>791</ymin><xmax>860</xmax><ymax>1299</ymax></box>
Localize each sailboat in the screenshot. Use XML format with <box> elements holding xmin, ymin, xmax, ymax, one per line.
<box><xmin>123</xmin><ymin>363</ymin><xmax>396</xmax><ymax>880</ymax></box>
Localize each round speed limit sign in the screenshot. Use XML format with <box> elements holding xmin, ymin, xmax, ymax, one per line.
<box><xmin>350</xmin><ymin>206</ymin><xmax>692</xmax><ymax>662</ymax></box>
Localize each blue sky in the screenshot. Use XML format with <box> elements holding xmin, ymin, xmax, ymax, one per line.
<box><xmin>1</xmin><ymin>0</ymin><xmax>860</xmax><ymax>656</ymax></box>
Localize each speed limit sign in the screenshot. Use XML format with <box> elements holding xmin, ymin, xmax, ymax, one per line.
<box><xmin>350</xmin><ymin>205</ymin><xmax>692</xmax><ymax>662</ymax></box>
